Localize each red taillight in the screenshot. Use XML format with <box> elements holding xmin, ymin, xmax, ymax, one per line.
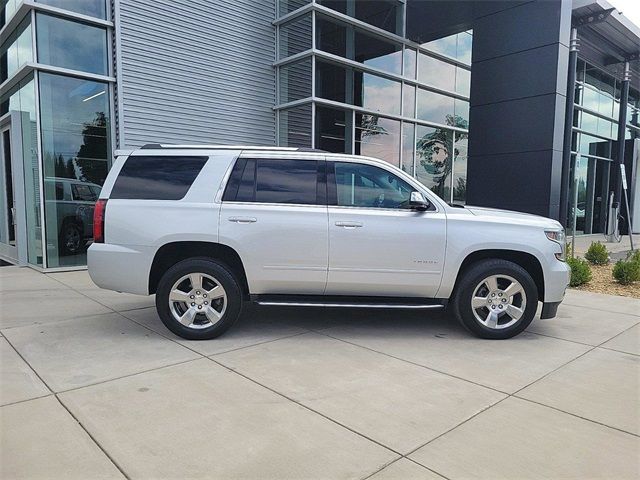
<box><xmin>93</xmin><ymin>199</ymin><xmax>107</xmax><ymax>243</ymax></box>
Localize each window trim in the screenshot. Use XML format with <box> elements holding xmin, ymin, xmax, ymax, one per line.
<box><xmin>221</xmin><ymin>157</ymin><xmax>327</xmax><ymax>207</ymax></box>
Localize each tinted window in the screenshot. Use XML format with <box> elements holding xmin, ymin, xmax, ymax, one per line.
<box><xmin>332</xmin><ymin>162</ymin><xmax>413</xmax><ymax>209</ymax></box>
<box><xmin>110</xmin><ymin>156</ymin><xmax>208</xmax><ymax>200</ymax></box>
<box><xmin>224</xmin><ymin>159</ymin><xmax>319</xmax><ymax>205</ymax></box>
<box><xmin>72</xmin><ymin>183</ymin><xmax>98</xmax><ymax>201</ymax></box>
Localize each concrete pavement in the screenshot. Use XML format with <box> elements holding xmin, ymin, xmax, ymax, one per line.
<box><xmin>1</xmin><ymin>266</ymin><xmax>639</xmax><ymax>479</ymax></box>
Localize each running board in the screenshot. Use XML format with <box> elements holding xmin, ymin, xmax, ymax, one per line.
<box><xmin>251</xmin><ymin>295</ymin><xmax>447</xmax><ymax>310</ymax></box>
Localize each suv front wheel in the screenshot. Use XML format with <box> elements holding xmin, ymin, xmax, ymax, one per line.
<box><xmin>452</xmin><ymin>259</ymin><xmax>538</xmax><ymax>339</ymax></box>
<box><xmin>155</xmin><ymin>258</ymin><xmax>242</xmax><ymax>340</ymax></box>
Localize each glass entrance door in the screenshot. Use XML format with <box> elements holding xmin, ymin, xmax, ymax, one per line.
<box><xmin>0</xmin><ymin>125</ymin><xmax>18</xmax><ymax>262</ymax></box>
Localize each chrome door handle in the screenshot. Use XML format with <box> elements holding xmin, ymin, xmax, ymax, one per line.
<box><xmin>335</xmin><ymin>221</ymin><xmax>363</xmax><ymax>228</ymax></box>
<box><xmin>228</xmin><ymin>216</ymin><xmax>257</xmax><ymax>224</ymax></box>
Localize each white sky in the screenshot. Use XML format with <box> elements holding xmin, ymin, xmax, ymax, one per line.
<box><xmin>609</xmin><ymin>0</ymin><xmax>640</xmax><ymax>28</ymax></box>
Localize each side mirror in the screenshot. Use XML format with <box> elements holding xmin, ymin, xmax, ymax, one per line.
<box><xmin>409</xmin><ymin>191</ymin><xmax>430</xmax><ymax>211</ymax></box>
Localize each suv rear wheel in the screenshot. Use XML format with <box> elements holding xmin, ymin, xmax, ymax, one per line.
<box><xmin>452</xmin><ymin>259</ymin><xmax>538</xmax><ymax>339</ymax></box>
<box><xmin>155</xmin><ymin>258</ymin><xmax>242</xmax><ymax>340</ymax></box>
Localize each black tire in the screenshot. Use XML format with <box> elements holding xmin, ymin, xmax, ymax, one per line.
<box><xmin>452</xmin><ymin>259</ymin><xmax>538</xmax><ymax>339</ymax></box>
<box><xmin>155</xmin><ymin>258</ymin><xmax>243</xmax><ymax>340</ymax></box>
<box><xmin>60</xmin><ymin>221</ymin><xmax>83</xmax><ymax>256</ymax></box>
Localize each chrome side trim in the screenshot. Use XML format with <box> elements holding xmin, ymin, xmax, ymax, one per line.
<box><xmin>256</xmin><ymin>302</ymin><xmax>444</xmax><ymax>309</ymax></box>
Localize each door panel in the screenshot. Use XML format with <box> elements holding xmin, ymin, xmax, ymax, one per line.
<box><xmin>325</xmin><ymin>160</ymin><xmax>446</xmax><ymax>297</ymax></box>
<box><xmin>327</xmin><ymin>207</ymin><xmax>446</xmax><ymax>296</ymax></box>
<box><xmin>0</xmin><ymin>126</ymin><xmax>18</xmax><ymax>262</ymax></box>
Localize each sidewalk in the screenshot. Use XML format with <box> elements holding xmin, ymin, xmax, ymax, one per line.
<box><xmin>572</xmin><ymin>234</ymin><xmax>635</xmax><ymax>257</ymax></box>
<box><xmin>1</xmin><ymin>267</ymin><xmax>639</xmax><ymax>479</ymax></box>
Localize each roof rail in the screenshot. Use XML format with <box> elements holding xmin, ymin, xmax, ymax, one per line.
<box><xmin>139</xmin><ymin>144</ymin><xmax>326</xmax><ymax>153</ymax></box>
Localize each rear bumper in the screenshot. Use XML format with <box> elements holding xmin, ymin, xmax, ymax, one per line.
<box><xmin>87</xmin><ymin>243</ymin><xmax>154</xmax><ymax>295</ymax></box>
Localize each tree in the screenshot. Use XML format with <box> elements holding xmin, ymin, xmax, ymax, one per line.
<box><xmin>76</xmin><ymin>112</ymin><xmax>109</xmax><ymax>185</ymax></box>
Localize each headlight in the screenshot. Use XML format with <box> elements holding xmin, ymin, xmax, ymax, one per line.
<box><xmin>545</xmin><ymin>229</ymin><xmax>566</xmax><ymax>261</ymax></box>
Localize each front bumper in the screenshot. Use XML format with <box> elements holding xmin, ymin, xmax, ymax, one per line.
<box><xmin>544</xmin><ymin>259</ymin><xmax>570</xmax><ymax>303</ymax></box>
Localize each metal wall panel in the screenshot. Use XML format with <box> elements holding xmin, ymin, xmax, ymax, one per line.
<box><xmin>116</xmin><ymin>0</ymin><xmax>276</xmax><ymax>148</ymax></box>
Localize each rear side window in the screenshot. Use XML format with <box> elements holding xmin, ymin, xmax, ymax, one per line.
<box><xmin>110</xmin><ymin>155</ymin><xmax>208</xmax><ymax>200</ymax></box>
<box><xmin>223</xmin><ymin>158</ymin><xmax>321</xmax><ymax>205</ymax></box>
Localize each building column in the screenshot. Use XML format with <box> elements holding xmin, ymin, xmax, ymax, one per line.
<box><xmin>559</xmin><ymin>27</ymin><xmax>579</xmax><ymax>227</ymax></box>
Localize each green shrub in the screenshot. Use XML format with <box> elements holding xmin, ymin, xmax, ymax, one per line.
<box><xmin>584</xmin><ymin>241</ymin><xmax>609</xmax><ymax>265</ymax></box>
<box><xmin>612</xmin><ymin>258</ymin><xmax>640</xmax><ymax>285</ymax></box>
<box><xmin>626</xmin><ymin>249</ymin><xmax>640</xmax><ymax>265</ymax></box>
<box><xmin>565</xmin><ymin>242</ymin><xmax>574</xmax><ymax>259</ymax></box>
<box><xmin>567</xmin><ymin>257</ymin><xmax>592</xmax><ymax>287</ymax></box>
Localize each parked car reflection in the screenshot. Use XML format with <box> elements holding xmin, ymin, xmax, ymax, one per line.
<box><xmin>44</xmin><ymin>177</ymin><xmax>101</xmax><ymax>256</ymax></box>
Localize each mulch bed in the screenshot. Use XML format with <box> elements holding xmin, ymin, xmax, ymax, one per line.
<box><xmin>572</xmin><ymin>263</ymin><xmax>640</xmax><ymax>299</ymax></box>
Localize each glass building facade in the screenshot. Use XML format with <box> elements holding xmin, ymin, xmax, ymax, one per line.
<box><xmin>0</xmin><ymin>0</ymin><xmax>113</xmax><ymax>268</ymax></box>
<box><xmin>275</xmin><ymin>0</ymin><xmax>471</xmax><ymax>203</ymax></box>
<box><xmin>569</xmin><ymin>58</ymin><xmax>640</xmax><ymax>235</ymax></box>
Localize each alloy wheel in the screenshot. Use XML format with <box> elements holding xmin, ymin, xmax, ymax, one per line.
<box><xmin>168</xmin><ymin>272</ymin><xmax>227</xmax><ymax>329</ymax></box>
<box><xmin>471</xmin><ymin>274</ymin><xmax>527</xmax><ymax>330</ymax></box>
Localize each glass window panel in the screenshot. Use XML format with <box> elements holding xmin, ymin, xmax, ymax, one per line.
<box><xmin>415</xmin><ymin>124</ymin><xmax>453</xmax><ymax>200</ymax></box>
<box><xmin>39</xmin><ymin>73</ymin><xmax>111</xmax><ymax>268</ymax></box>
<box><xmin>36</xmin><ymin>0</ymin><xmax>106</xmax><ymax>19</ymax></box>
<box><xmin>279</xmin><ymin>58</ymin><xmax>312</xmax><ymax>104</ymax></box>
<box><xmin>316</xmin><ymin>16</ymin><xmax>347</xmax><ymax>57</ymax></box>
<box><xmin>2</xmin><ymin>0</ymin><xmax>20</xmax><ymax>27</ymax></box>
<box><xmin>110</xmin><ymin>156</ymin><xmax>208</xmax><ymax>200</ymax></box>
<box><xmin>596</xmin><ymin>118</ymin><xmax>613</xmax><ymax>139</ymax></box>
<box><xmin>36</xmin><ymin>14</ymin><xmax>108</xmax><ymax>75</ymax></box>
<box><xmin>354</xmin><ymin>114</ymin><xmax>400</xmax><ymax>167</ymax></box>
<box><xmin>317</xmin><ymin>0</ymin><xmax>347</xmax><ymax>14</ymax></box>
<box><xmin>315</xmin><ymin>105</ymin><xmax>349</xmax><ymax>153</ymax></box>
<box><xmin>355</xmin><ymin>72</ymin><xmax>401</xmax><ymax>116</ymax></box>
<box><xmin>354</xmin><ymin>30</ymin><xmax>401</xmax><ymax>75</ymax></box>
<box><xmin>316</xmin><ymin>60</ymin><xmax>347</xmax><ymax>103</ymax></box>
<box><xmin>454</xmin><ymin>99</ymin><xmax>469</xmax><ymax>126</ymax></box>
<box><xmin>582</xmin><ymin>85</ymin><xmax>599</xmax><ymax>112</ymax></box>
<box><xmin>577</xmin><ymin>133</ymin><xmax>610</xmax><ymax>158</ymax></box>
<box><xmin>0</xmin><ymin>77</ymin><xmax>42</xmax><ymax>265</ymax></box>
<box><xmin>279</xmin><ymin>0</ymin><xmax>311</xmax><ymax>17</ymax></box>
<box><xmin>403</xmin><ymin>47</ymin><xmax>416</xmax><ymax>79</ymax></box>
<box><xmin>416</xmin><ymin>88</ymin><xmax>454</xmax><ymax>125</ymax></box>
<box><xmin>333</xmin><ymin>162</ymin><xmax>413</xmax><ymax>209</ymax></box>
<box><xmin>453</xmin><ymin>132</ymin><xmax>468</xmax><ymax>204</ymax></box>
<box><xmin>457</xmin><ymin>31</ymin><xmax>472</xmax><ymax>65</ymax></box>
<box><xmin>279</xmin><ymin>103</ymin><xmax>312</xmax><ymax>148</ymax></box>
<box><xmin>580</xmin><ymin>110</ymin><xmax>598</xmax><ymax>134</ymax></box>
<box><xmin>455</xmin><ymin>67</ymin><xmax>470</xmax><ymax>96</ymax></box>
<box><xmin>421</xmin><ymin>33</ymin><xmax>458</xmax><ymax>59</ymax></box>
<box><xmin>0</xmin><ymin>19</ymin><xmax>33</xmax><ymax>82</ymax></box>
<box><xmin>279</xmin><ymin>14</ymin><xmax>311</xmax><ymax>59</ymax></box>
<box><xmin>403</xmin><ymin>83</ymin><xmax>415</xmax><ymax>118</ymax></box>
<box><xmin>418</xmin><ymin>52</ymin><xmax>455</xmax><ymax>92</ymax></box>
<box><xmin>401</xmin><ymin>122</ymin><xmax>415</xmax><ymax>175</ymax></box>
<box><xmin>354</xmin><ymin>0</ymin><xmax>400</xmax><ymax>33</ymax></box>
<box><xmin>253</xmin><ymin>159</ymin><xmax>318</xmax><ymax>205</ymax></box>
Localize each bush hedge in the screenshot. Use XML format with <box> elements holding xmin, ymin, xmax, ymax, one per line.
<box><xmin>567</xmin><ymin>257</ymin><xmax>592</xmax><ymax>287</ymax></box>
<box><xmin>584</xmin><ymin>241</ymin><xmax>609</xmax><ymax>265</ymax></box>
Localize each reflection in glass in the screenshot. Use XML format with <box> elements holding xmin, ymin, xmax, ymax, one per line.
<box><xmin>316</xmin><ymin>60</ymin><xmax>347</xmax><ymax>103</ymax></box>
<box><xmin>415</xmin><ymin>124</ymin><xmax>453</xmax><ymax>200</ymax></box>
<box><xmin>354</xmin><ymin>0</ymin><xmax>400</xmax><ymax>33</ymax></box>
<box><xmin>403</xmin><ymin>83</ymin><xmax>415</xmax><ymax>118</ymax></box>
<box><xmin>279</xmin><ymin>58</ymin><xmax>312</xmax><ymax>104</ymax></box>
<box><xmin>455</xmin><ymin>67</ymin><xmax>470</xmax><ymax>95</ymax></box>
<box><xmin>36</xmin><ymin>14</ymin><xmax>108</xmax><ymax>75</ymax></box>
<box><xmin>279</xmin><ymin>14</ymin><xmax>312</xmax><ymax>59</ymax></box>
<box><xmin>421</xmin><ymin>31</ymin><xmax>473</xmax><ymax>65</ymax></box>
<box><xmin>39</xmin><ymin>73</ymin><xmax>111</xmax><ymax>267</ymax></box>
<box><xmin>0</xmin><ymin>19</ymin><xmax>33</xmax><ymax>82</ymax></box>
<box><xmin>355</xmin><ymin>73</ymin><xmax>401</xmax><ymax>116</ymax></box>
<box><xmin>417</xmin><ymin>88</ymin><xmax>454</xmax><ymax>125</ymax></box>
<box><xmin>279</xmin><ymin>103</ymin><xmax>312</xmax><ymax>148</ymax></box>
<box><xmin>418</xmin><ymin>52</ymin><xmax>455</xmax><ymax>92</ymax></box>
<box><xmin>401</xmin><ymin>122</ymin><xmax>415</xmax><ymax>175</ymax></box>
<box><xmin>355</xmin><ymin>114</ymin><xmax>400</xmax><ymax>167</ymax></box>
<box><xmin>403</xmin><ymin>47</ymin><xmax>416</xmax><ymax>79</ymax></box>
<box><xmin>279</xmin><ymin>0</ymin><xmax>311</xmax><ymax>17</ymax></box>
<box><xmin>315</xmin><ymin>106</ymin><xmax>348</xmax><ymax>153</ymax></box>
<box><xmin>354</xmin><ymin>30</ymin><xmax>401</xmax><ymax>75</ymax></box>
<box><xmin>453</xmin><ymin>132</ymin><xmax>468</xmax><ymax>204</ymax></box>
<box><xmin>36</xmin><ymin>0</ymin><xmax>106</xmax><ymax>19</ymax></box>
<box><xmin>316</xmin><ymin>16</ymin><xmax>347</xmax><ymax>57</ymax></box>
<box><xmin>454</xmin><ymin>99</ymin><xmax>469</xmax><ymax>125</ymax></box>
<box><xmin>0</xmin><ymin>78</ymin><xmax>42</xmax><ymax>265</ymax></box>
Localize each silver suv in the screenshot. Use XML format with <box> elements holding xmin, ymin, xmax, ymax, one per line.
<box><xmin>88</xmin><ymin>145</ymin><xmax>570</xmax><ymax>340</ymax></box>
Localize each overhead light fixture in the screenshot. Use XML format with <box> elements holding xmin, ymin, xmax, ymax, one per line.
<box><xmin>82</xmin><ymin>90</ymin><xmax>106</xmax><ymax>102</ymax></box>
